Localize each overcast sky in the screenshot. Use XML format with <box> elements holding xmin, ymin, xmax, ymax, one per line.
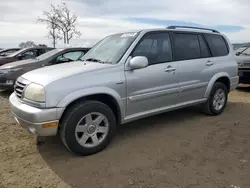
<box><xmin>0</xmin><ymin>0</ymin><xmax>249</xmax><ymax>48</ymax></box>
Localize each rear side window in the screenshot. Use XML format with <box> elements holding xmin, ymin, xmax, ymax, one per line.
<box><xmin>204</xmin><ymin>34</ymin><xmax>229</xmax><ymax>57</ymax></box>
<box><xmin>198</xmin><ymin>35</ymin><xmax>211</xmax><ymax>58</ymax></box>
<box><xmin>173</xmin><ymin>33</ymin><xmax>200</xmax><ymax>61</ymax></box>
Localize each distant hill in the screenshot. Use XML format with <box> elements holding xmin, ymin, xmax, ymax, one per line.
<box><xmin>232</xmin><ymin>42</ymin><xmax>250</xmax><ymax>50</ymax></box>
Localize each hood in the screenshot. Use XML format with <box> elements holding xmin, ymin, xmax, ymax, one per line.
<box><xmin>0</xmin><ymin>58</ymin><xmax>38</xmax><ymax>69</ymax></box>
<box><xmin>235</xmin><ymin>56</ymin><xmax>250</xmax><ymax>63</ymax></box>
<box><xmin>21</xmin><ymin>61</ymin><xmax>114</xmax><ymax>86</ymax></box>
<box><xmin>0</xmin><ymin>56</ymin><xmax>15</xmax><ymax>65</ymax></box>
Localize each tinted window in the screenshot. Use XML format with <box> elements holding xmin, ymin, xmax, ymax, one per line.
<box><xmin>174</xmin><ymin>33</ymin><xmax>200</xmax><ymax>61</ymax></box>
<box><xmin>132</xmin><ymin>33</ymin><xmax>172</xmax><ymax>65</ymax></box>
<box><xmin>44</xmin><ymin>48</ymin><xmax>53</xmax><ymax>53</ymax></box>
<box><xmin>204</xmin><ymin>34</ymin><xmax>229</xmax><ymax>57</ymax></box>
<box><xmin>198</xmin><ymin>35</ymin><xmax>211</xmax><ymax>58</ymax></box>
<box><xmin>19</xmin><ymin>50</ymin><xmax>38</xmax><ymax>59</ymax></box>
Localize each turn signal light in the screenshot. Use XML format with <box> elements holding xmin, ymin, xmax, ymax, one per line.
<box><xmin>42</xmin><ymin>122</ymin><xmax>58</xmax><ymax>128</ymax></box>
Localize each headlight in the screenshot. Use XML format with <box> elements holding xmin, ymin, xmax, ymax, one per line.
<box><xmin>23</xmin><ymin>83</ymin><xmax>45</xmax><ymax>102</ymax></box>
<box><xmin>0</xmin><ymin>67</ymin><xmax>22</xmax><ymax>74</ymax></box>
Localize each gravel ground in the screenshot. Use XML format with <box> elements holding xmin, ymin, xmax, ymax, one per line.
<box><xmin>1</xmin><ymin>87</ymin><xmax>250</xmax><ymax>188</ymax></box>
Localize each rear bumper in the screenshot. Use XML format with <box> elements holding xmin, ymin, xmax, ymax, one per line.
<box><xmin>9</xmin><ymin>93</ymin><xmax>64</xmax><ymax>136</ymax></box>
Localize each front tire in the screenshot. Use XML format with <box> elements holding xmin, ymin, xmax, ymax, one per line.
<box><xmin>60</xmin><ymin>101</ymin><xmax>116</xmax><ymax>156</ymax></box>
<box><xmin>203</xmin><ymin>82</ymin><xmax>228</xmax><ymax>116</ymax></box>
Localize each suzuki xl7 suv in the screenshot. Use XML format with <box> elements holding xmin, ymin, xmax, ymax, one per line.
<box><xmin>9</xmin><ymin>26</ymin><xmax>239</xmax><ymax>155</ymax></box>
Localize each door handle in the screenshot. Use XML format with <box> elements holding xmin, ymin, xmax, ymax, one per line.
<box><xmin>206</xmin><ymin>61</ymin><xmax>214</xmax><ymax>66</ymax></box>
<box><xmin>165</xmin><ymin>67</ymin><xmax>176</xmax><ymax>72</ymax></box>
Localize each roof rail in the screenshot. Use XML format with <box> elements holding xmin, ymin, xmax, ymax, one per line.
<box><xmin>167</xmin><ymin>25</ymin><xmax>220</xmax><ymax>33</ymax></box>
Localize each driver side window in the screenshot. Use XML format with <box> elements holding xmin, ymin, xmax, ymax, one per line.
<box><xmin>55</xmin><ymin>51</ymin><xmax>84</xmax><ymax>64</ymax></box>
<box><xmin>132</xmin><ymin>33</ymin><xmax>172</xmax><ymax>65</ymax></box>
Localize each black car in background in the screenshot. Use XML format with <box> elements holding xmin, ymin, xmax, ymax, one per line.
<box><xmin>0</xmin><ymin>48</ymin><xmax>21</xmax><ymax>56</ymax></box>
<box><xmin>0</xmin><ymin>47</ymin><xmax>90</xmax><ymax>90</ymax></box>
<box><xmin>0</xmin><ymin>47</ymin><xmax>54</xmax><ymax>66</ymax></box>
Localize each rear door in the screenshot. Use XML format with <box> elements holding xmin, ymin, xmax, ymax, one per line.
<box><xmin>173</xmin><ymin>32</ymin><xmax>212</xmax><ymax>103</ymax></box>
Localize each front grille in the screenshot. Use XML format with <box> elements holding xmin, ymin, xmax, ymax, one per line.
<box><xmin>14</xmin><ymin>80</ymin><xmax>27</xmax><ymax>99</ymax></box>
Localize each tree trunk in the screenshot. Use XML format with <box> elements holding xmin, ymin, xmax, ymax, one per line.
<box><xmin>63</xmin><ymin>32</ymin><xmax>66</xmax><ymax>44</ymax></box>
<box><xmin>52</xmin><ymin>28</ymin><xmax>56</xmax><ymax>48</ymax></box>
<box><xmin>66</xmin><ymin>32</ymin><xmax>69</xmax><ymax>44</ymax></box>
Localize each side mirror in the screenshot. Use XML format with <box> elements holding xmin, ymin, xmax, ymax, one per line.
<box><xmin>129</xmin><ymin>56</ymin><xmax>148</xmax><ymax>70</ymax></box>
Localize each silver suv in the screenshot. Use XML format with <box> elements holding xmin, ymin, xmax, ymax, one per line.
<box><xmin>9</xmin><ymin>26</ymin><xmax>239</xmax><ymax>155</ymax></box>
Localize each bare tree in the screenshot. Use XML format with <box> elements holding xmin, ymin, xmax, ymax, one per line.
<box><xmin>38</xmin><ymin>2</ymin><xmax>81</xmax><ymax>46</ymax></box>
<box><xmin>19</xmin><ymin>41</ymin><xmax>36</xmax><ymax>48</ymax></box>
<box><xmin>37</xmin><ymin>5</ymin><xmax>62</xmax><ymax>47</ymax></box>
<box><xmin>53</xmin><ymin>2</ymin><xmax>81</xmax><ymax>44</ymax></box>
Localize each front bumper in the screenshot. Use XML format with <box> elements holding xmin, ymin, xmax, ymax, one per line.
<box><xmin>0</xmin><ymin>82</ymin><xmax>14</xmax><ymax>90</ymax></box>
<box><xmin>9</xmin><ymin>93</ymin><xmax>64</xmax><ymax>136</ymax></box>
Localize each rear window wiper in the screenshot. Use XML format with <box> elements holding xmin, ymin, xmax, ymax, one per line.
<box><xmin>84</xmin><ymin>58</ymin><xmax>105</xmax><ymax>64</ymax></box>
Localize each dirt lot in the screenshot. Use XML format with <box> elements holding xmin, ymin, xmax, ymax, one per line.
<box><xmin>1</xmin><ymin>88</ymin><xmax>250</xmax><ymax>188</ymax></box>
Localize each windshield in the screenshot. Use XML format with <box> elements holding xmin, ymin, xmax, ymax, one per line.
<box><xmin>0</xmin><ymin>49</ymin><xmax>19</xmax><ymax>56</ymax></box>
<box><xmin>81</xmin><ymin>32</ymin><xmax>139</xmax><ymax>64</ymax></box>
<box><xmin>8</xmin><ymin>48</ymin><xmax>27</xmax><ymax>57</ymax></box>
<box><xmin>239</xmin><ymin>47</ymin><xmax>250</xmax><ymax>56</ymax></box>
<box><xmin>36</xmin><ymin>49</ymin><xmax>64</xmax><ymax>60</ymax></box>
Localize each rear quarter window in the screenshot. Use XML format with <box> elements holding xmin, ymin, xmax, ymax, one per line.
<box><xmin>204</xmin><ymin>34</ymin><xmax>229</xmax><ymax>57</ymax></box>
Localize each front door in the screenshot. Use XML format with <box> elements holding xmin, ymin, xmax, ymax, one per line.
<box><xmin>125</xmin><ymin>32</ymin><xmax>179</xmax><ymax>120</ymax></box>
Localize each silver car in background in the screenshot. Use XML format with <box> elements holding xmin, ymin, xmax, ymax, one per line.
<box><xmin>9</xmin><ymin>26</ymin><xmax>238</xmax><ymax>155</ymax></box>
<box><xmin>235</xmin><ymin>46</ymin><xmax>250</xmax><ymax>84</ymax></box>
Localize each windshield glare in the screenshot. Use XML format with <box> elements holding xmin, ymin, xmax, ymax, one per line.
<box><xmin>8</xmin><ymin>49</ymin><xmax>26</xmax><ymax>57</ymax></box>
<box><xmin>37</xmin><ymin>49</ymin><xmax>63</xmax><ymax>60</ymax></box>
<box><xmin>81</xmin><ymin>32</ymin><xmax>139</xmax><ymax>64</ymax></box>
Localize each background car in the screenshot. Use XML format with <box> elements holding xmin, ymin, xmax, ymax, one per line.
<box><xmin>0</xmin><ymin>48</ymin><xmax>21</xmax><ymax>57</ymax></box>
<box><xmin>0</xmin><ymin>47</ymin><xmax>54</xmax><ymax>66</ymax></box>
<box><xmin>235</xmin><ymin>46</ymin><xmax>250</xmax><ymax>84</ymax></box>
<box><xmin>0</xmin><ymin>47</ymin><xmax>90</xmax><ymax>90</ymax></box>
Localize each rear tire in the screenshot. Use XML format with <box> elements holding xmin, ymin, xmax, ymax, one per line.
<box><xmin>60</xmin><ymin>100</ymin><xmax>116</xmax><ymax>156</ymax></box>
<box><xmin>203</xmin><ymin>82</ymin><xmax>228</xmax><ymax>116</ymax></box>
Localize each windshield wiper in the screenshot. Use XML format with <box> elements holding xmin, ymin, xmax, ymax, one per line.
<box><xmin>241</xmin><ymin>53</ymin><xmax>250</xmax><ymax>56</ymax></box>
<box><xmin>84</xmin><ymin>58</ymin><xmax>105</xmax><ymax>64</ymax></box>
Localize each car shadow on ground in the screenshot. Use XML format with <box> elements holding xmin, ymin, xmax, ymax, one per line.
<box><xmin>236</xmin><ymin>84</ymin><xmax>250</xmax><ymax>92</ymax></box>
<box><xmin>37</xmin><ymin>105</ymin><xmax>208</xmax><ymax>187</ymax></box>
